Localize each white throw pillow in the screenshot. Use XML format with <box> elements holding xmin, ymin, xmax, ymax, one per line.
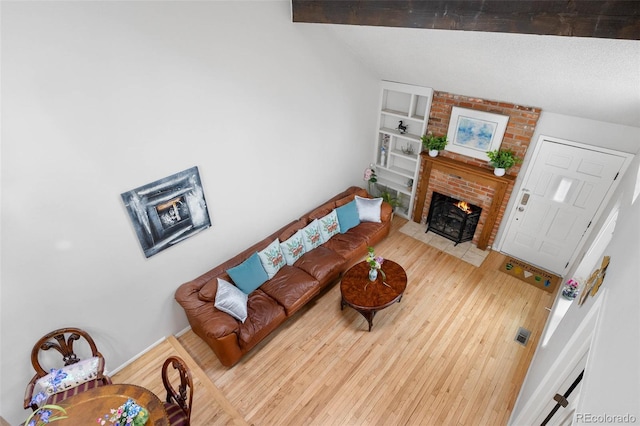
<box><xmin>318</xmin><ymin>210</ymin><xmax>340</xmax><ymax>242</ymax></box>
<box><xmin>257</xmin><ymin>238</ymin><xmax>286</xmax><ymax>279</ymax></box>
<box><xmin>214</xmin><ymin>278</ymin><xmax>248</xmax><ymax>322</ymax></box>
<box><xmin>301</xmin><ymin>219</ymin><xmax>323</xmax><ymax>251</ymax></box>
<box><xmin>280</xmin><ymin>230</ymin><xmax>306</xmax><ymax>265</ymax></box>
<box><xmin>355</xmin><ymin>196</ymin><xmax>383</xmax><ymax>222</ymax></box>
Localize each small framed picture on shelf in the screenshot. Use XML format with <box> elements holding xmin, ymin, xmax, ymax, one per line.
<box><xmin>445</xmin><ymin>107</ymin><xmax>509</xmax><ymax>161</ymax></box>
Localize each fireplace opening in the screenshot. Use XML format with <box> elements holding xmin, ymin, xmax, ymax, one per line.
<box><xmin>426</xmin><ymin>192</ymin><xmax>482</xmax><ymax>245</ymax></box>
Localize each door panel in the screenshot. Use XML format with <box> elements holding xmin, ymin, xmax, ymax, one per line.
<box><xmin>501</xmin><ymin>140</ymin><xmax>626</xmax><ymax>275</ymax></box>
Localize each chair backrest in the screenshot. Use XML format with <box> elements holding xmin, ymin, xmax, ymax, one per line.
<box><xmin>161</xmin><ymin>356</ymin><xmax>193</xmax><ymax>423</ymax></box>
<box><xmin>24</xmin><ymin>327</ymin><xmax>110</xmax><ymax>410</ymax></box>
<box><xmin>30</xmin><ymin>327</ymin><xmax>105</xmax><ymax>375</ymax></box>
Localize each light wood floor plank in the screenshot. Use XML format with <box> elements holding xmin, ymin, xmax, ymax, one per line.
<box><xmin>117</xmin><ymin>216</ymin><xmax>553</xmax><ymax>425</ymax></box>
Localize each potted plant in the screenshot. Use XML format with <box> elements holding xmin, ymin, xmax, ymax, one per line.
<box><xmin>421</xmin><ymin>132</ymin><xmax>448</xmax><ymax>157</ymax></box>
<box><xmin>379</xmin><ymin>188</ymin><xmax>401</xmax><ymax>217</ymax></box>
<box><xmin>486</xmin><ymin>148</ymin><xmax>522</xmax><ymax>176</ymax></box>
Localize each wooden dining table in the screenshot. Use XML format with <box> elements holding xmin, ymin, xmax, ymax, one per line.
<box><xmin>53</xmin><ymin>383</ymin><xmax>169</xmax><ymax>425</ymax></box>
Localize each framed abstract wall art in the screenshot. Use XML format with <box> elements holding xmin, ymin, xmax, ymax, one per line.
<box><xmin>121</xmin><ymin>166</ymin><xmax>211</xmax><ymax>258</ymax></box>
<box><xmin>445</xmin><ymin>107</ymin><xmax>509</xmax><ymax>160</ymax></box>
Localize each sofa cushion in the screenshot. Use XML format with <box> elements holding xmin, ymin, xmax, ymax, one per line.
<box><xmin>280</xmin><ymin>230</ymin><xmax>306</xmax><ymax>266</ymax></box>
<box><xmin>322</xmin><ymin>232</ymin><xmax>368</xmax><ymax>261</ymax></box>
<box><xmin>318</xmin><ymin>210</ymin><xmax>340</xmax><ymax>242</ymax></box>
<box><xmin>277</xmin><ymin>218</ymin><xmax>307</xmax><ymax>242</ymax></box>
<box><xmin>294</xmin><ymin>246</ymin><xmax>346</xmax><ymax>284</ymax></box>
<box><xmin>214</xmin><ymin>278</ymin><xmax>248</xmax><ymax>322</ymax></box>
<box><xmin>226</xmin><ymin>252</ymin><xmax>269</xmax><ymax>294</ymax></box>
<box><xmin>260</xmin><ymin>266</ymin><xmax>321</xmax><ymax>315</ymax></box>
<box><xmin>336</xmin><ymin>200</ymin><xmax>360</xmax><ymax>233</ymax></box>
<box><xmin>305</xmin><ymin>203</ymin><xmax>335</xmax><ymax>221</ymax></box>
<box><xmin>301</xmin><ymin>219</ymin><xmax>323</xmax><ymax>251</ymax></box>
<box><xmin>257</xmin><ymin>239</ymin><xmax>286</xmax><ymax>279</ymax></box>
<box><xmin>238</xmin><ymin>290</ymin><xmax>287</xmax><ymax>351</ymax></box>
<box><xmin>355</xmin><ymin>196</ymin><xmax>383</xmax><ymax>223</ymax></box>
<box><xmin>349</xmin><ymin>221</ymin><xmax>390</xmax><ymax>246</ymax></box>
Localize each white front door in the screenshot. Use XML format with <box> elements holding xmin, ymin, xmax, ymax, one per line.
<box><xmin>500</xmin><ymin>138</ymin><xmax>628</xmax><ymax>275</ymax></box>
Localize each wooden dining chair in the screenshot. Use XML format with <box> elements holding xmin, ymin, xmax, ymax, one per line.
<box><xmin>161</xmin><ymin>356</ymin><xmax>193</xmax><ymax>426</ymax></box>
<box><xmin>23</xmin><ymin>327</ymin><xmax>112</xmax><ymax>411</ymax></box>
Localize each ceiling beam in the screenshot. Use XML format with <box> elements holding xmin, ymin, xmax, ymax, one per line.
<box><xmin>292</xmin><ymin>1</ymin><xmax>640</xmax><ymax>40</ymax></box>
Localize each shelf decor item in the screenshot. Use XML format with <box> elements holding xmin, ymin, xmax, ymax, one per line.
<box><xmin>363</xmin><ymin>165</ymin><xmax>377</xmax><ymax>194</ymax></box>
<box><xmin>445</xmin><ymin>106</ymin><xmax>509</xmax><ymax>160</ymax></box>
<box><xmin>486</xmin><ymin>148</ymin><xmax>522</xmax><ymax>176</ymax></box>
<box><xmin>421</xmin><ymin>132</ymin><xmax>448</xmax><ymax>157</ymax></box>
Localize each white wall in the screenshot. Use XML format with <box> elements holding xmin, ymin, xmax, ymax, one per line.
<box><xmin>509</xmin><ymin>118</ymin><xmax>640</xmax><ymax>422</ymax></box>
<box><xmin>0</xmin><ymin>1</ymin><xmax>378</xmax><ymax>423</ymax></box>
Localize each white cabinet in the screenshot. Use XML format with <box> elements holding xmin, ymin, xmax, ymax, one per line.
<box><xmin>374</xmin><ymin>81</ymin><xmax>433</xmax><ymax>219</ymax></box>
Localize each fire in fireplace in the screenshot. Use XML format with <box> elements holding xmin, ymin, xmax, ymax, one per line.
<box><xmin>426</xmin><ymin>192</ymin><xmax>482</xmax><ymax>245</ymax></box>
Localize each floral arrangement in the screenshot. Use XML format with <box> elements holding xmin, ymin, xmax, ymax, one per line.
<box><xmin>24</xmin><ymin>404</ymin><xmax>67</xmax><ymax>426</ymax></box>
<box><xmin>562</xmin><ymin>279</ymin><xmax>580</xmax><ymax>300</ymax></box>
<box><xmin>366</xmin><ymin>246</ymin><xmax>384</xmax><ymax>271</ymax></box>
<box><xmin>364</xmin><ymin>165</ymin><xmax>377</xmax><ymax>193</ymax></box>
<box><xmin>98</xmin><ymin>398</ymin><xmax>149</xmax><ymax>426</ymax></box>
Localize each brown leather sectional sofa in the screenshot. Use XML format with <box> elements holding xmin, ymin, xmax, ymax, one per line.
<box><xmin>174</xmin><ymin>186</ymin><xmax>392</xmax><ymax>367</ymax></box>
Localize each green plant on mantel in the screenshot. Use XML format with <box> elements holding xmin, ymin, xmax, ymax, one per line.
<box><xmin>486</xmin><ymin>148</ymin><xmax>522</xmax><ymax>169</ymax></box>
<box><xmin>421</xmin><ymin>132</ymin><xmax>448</xmax><ymax>151</ymax></box>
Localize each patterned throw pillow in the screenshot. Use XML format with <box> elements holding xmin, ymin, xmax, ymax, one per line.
<box><xmin>280</xmin><ymin>230</ymin><xmax>306</xmax><ymax>265</ymax></box>
<box><xmin>257</xmin><ymin>239</ymin><xmax>286</xmax><ymax>279</ymax></box>
<box><xmin>32</xmin><ymin>357</ymin><xmax>100</xmax><ymax>406</ymax></box>
<box><xmin>214</xmin><ymin>278</ymin><xmax>248</xmax><ymax>322</ymax></box>
<box><xmin>318</xmin><ymin>210</ymin><xmax>340</xmax><ymax>242</ymax></box>
<box><xmin>301</xmin><ymin>219</ymin><xmax>323</xmax><ymax>251</ymax></box>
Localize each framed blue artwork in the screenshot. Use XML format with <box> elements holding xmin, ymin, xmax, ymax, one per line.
<box><xmin>445</xmin><ymin>107</ymin><xmax>509</xmax><ymax>161</ymax></box>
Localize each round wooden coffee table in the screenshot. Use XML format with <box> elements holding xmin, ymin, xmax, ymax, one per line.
<box><xmin>340</xmin><ymin>259</ymin><xmax>407</xmax><ymax>331</ymax></box>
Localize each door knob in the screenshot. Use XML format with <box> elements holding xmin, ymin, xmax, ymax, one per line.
<box><xmin>518</xmin><ymin>207</ymin><xmax>525</xmax><ymax>212</ymax></box>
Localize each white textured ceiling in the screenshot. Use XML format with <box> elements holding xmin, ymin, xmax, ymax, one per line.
<box><xmin>324</xmin><ymin>25</ymin><xmax>640</xmax><ymax>128</ymax></box>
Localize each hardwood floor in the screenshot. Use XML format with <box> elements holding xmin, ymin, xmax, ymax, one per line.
<box><xmin>114</xmin><ymin>217</ymin><xmax>553</xmax><ymax>425</ymax></box>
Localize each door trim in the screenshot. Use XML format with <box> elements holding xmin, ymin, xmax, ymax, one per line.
<box><xmin>495</xmin><ymin>135</ymin><xmax>634</xmax><ymax>275</ymax></box>
<box><xmin>508</xmin><ymin>290</ymin><xmax>606</xmax><ymax>425</ymax></box>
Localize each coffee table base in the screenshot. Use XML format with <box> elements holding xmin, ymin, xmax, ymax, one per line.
<box><xmin>341</xmin><ymin>295</ymin><xmax>403</xmax><ymax>332</ymax></box>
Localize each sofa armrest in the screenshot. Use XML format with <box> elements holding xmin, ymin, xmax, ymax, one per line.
<box><xmin>380</xmin><ymin>201</ymin><xmax>393</xmax><ymax>223</ymax></box>
<box><xmin>175</xmin><ymin>280</ymin><xmax>240</xmax><ymax>338</ymax></box>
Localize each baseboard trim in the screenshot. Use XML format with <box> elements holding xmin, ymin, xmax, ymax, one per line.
<box><xmin>106</xmin><ymin>336</ymin><xmax>166</xmax><ymax>376</ymax></box>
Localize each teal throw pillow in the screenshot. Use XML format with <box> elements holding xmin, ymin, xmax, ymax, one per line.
<box><xmin>226</xmin><ymin>252</ymin><xmax>269</xmax><ymax>294</ymax></box>
<box><xmin>336</xmin><ymin>200</ymin><xmax>360</xmax><ymax>233</ymax></box>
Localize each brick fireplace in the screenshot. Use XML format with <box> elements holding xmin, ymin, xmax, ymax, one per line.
<box><xmin>414</xmin><ymin>155</ymin><xmax>515</xmax><ymax>249</ymax></box>
<box><xmin>411</xmin><ymin>91</ymin><xmax>541</xmax><ymax>250</ymax></box>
